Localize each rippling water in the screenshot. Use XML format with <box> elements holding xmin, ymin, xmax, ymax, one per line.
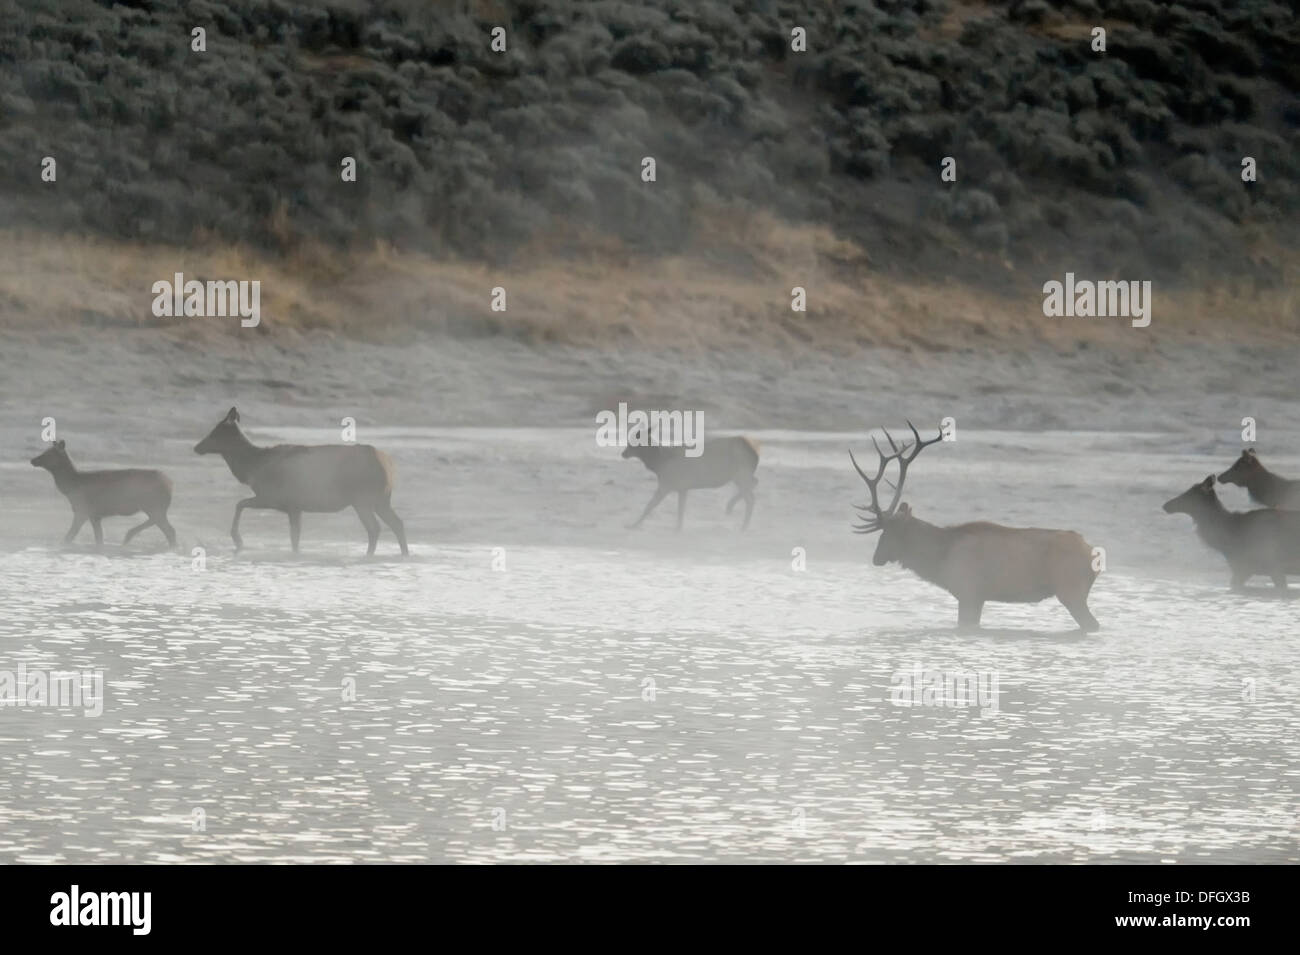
<box><xmin>1</xmin><ymin>428</ymin><xmax>1296</xmax><ymax>862</ymax></box>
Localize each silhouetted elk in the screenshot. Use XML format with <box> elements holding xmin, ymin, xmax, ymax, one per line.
<box><xmin>195</xmin><ymin>407</ymin><xmax>408</xmax><ymax>555</ymax></box>
<box><xmin>622</xmin><ymin>436</ymin><xmax>759</xmax><ymax>530</ymax></box>
<box><xmin>1218</xmin><ymin>449</ymin><xmax>1300</xmax><ymax>509</ymax></box>
<box><xmin>851</xmin><ymin>422</ymin><xmax>1101</xmax><ymax>632</ymax></box>
<box><xmin>1164</xmin><ymin>475</ymin><xmax>1300</xmax><ymax>591</ymax></box>
<box><xmin>30</xmin><ymin>440</ymin><xmax>176</xmax><ymax>547</ymax></box>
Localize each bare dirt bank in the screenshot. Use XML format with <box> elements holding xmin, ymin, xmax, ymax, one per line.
<box><xmin>1</xmin><ymin>228</ymin><xmax>1296</xmax><ymax>356</ymax></box>
<box><xmin>1</xmin><ymin>243</ymin><xmax>1295</xmax><ymax>440</ymax></box>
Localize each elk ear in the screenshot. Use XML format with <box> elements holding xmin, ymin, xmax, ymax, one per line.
<box><xmin>55</xmin><ymin>439</ymin><xmax>65</xmax><ymax>449</ymax></box>
<box><xmin>897</xmin><ymin>502</ymin><xmax>912</xmax><ymax>517</ymax></box>
<box><xmin>225</xmin><ymin>407</ymin><xmax>239</xmax><ymax>423</ymax></box>
<box><xmin>1201</xmin><ymin>475</ymin><xmax>1215</xmax><ymax>489</ymax></box>
<box><xmin>1245</xmin><ymin>448</ymin><xmax>1256</xmax><ymax>457</ymax></box>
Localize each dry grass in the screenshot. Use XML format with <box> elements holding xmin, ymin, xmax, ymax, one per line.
<box><xmin>0</xmin><ymin>220</ymin><xmax>1294</xmax><ymax>353</ymax></box>
<box><xmin>923</xmin><ymin>0</ymin><xmax>997</xmax><ymax>41</ymax></box>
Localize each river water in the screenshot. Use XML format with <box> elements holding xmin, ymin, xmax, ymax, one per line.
<box><xmin>0</xmin><ymin>426</ymin><xmax>1296</xmax><ymax>862</ymax></box>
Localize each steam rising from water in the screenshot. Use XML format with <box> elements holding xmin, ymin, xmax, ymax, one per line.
<box><xmin>2</xmin><ymin>429</ymin><xmax>1296</xmax><ymax>862</ymax></box>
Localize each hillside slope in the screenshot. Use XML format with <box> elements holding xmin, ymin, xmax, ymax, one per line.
<box><xmin>2</xmin><ymin>0</ymin><xmax>1297</xmax><ymax>294</ymax></box>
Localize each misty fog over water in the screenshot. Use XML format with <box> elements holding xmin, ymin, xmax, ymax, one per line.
<box><xmin>3</xmin><ymin>416</ymin><xmax>1296</xmax><ymax>863</ymax></box>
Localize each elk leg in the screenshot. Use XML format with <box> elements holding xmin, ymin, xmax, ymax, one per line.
<box><xmin>957</xmin><ymin>600</ymin><xmax>983</xmax><ymax>632</ymax></box>
<box><xmin>375</xmin><ymin>500</ymin><xmax>409</xmax><ymax>556</ymax></box>
<box><xmin>154</xmin><ymin>513</ymin><xmax>177</xmax><ymax>547</ymax></box>
<box><xmin>1057</xmin><ymin>575</ymin><xmax>1101</xmax><ymax>632</ymax></box>
<box><xmin>123</xmin><ymin>519</ymin><xmax>155</xmax><ymax>544</ymax></box>
<box><xmin>728</xmin><ymin>476</ymin><xmax>756</xmax><ymax>529</ymax></box>
<box><xmin>353</xmin><ymin>506</ymin><xmax>379</xmax><ymax>556</ymax></box>
<box><xmin>64</xmin><ymin>512</ymin><xmax>87</xmax><ymax>544</ymax></box>
<box><xmin>90</xmin><ymin>517</ymin><xmax>104</xmax><ymax>548</ymax></box>
<box><xmin>628</xmin><ymin>486</ymin><xmax>668</xmax><ymax>528</ymax></box>
<box><xmin>1060</xmin><ymin>598</ymin><xmax>1101</xmax><ymax>633</ymax></box>
<box><xmin>288</xmin><ymin>510</ymin><xmax>303</xmax><ymax>553</ymax></box>
<box><xmin>676</xmin><ymin>490</ymin><xmax>688</xmax><ymax>530</ymax></box>
<box><xmin>1229</xmin><ymin>568</ymin><xmax>1249</xmax><ymax>592</ymax></box>
<box><xmin>231</xmin><ymin>496</ymin><xmax>267</xmax><ymax>551</ymax></box>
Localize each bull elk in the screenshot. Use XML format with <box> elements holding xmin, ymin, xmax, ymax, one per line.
<box><xmin>850</xmin><ymin>423</ymin><xmax>1101</xmax><ymax>632</ymax></box>
<box><xmin>622</xmin><ymin>436</ymin><xmax>759</xmax><ymax>530</ymax></box>
<box><xmin>194</xmin><ymin>407</ymin><xmax>408</xmax><ymax>555</ymax></box>
<box><xmin>1217</xmin><ymin>449</ymin><xmax>1300</xmax><ymax>509</ymax></box>
<box><xmin>1163</xmin><ymin>475</ymin><xmax>1300</xmax><ymax>591</ymax></box>
<box><xmin>30</xmin><ymin>440</ymin><xmax>176</xmax><ymax>547</ymax></box>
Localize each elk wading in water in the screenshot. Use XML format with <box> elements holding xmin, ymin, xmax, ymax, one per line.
<box><xmin>1218</xmin><ymin>449</ymin><xmax>1300</xmax><ymax>509</ymax></box>
<box><xmin>30</xmin><ymin>440</ymin><xmax>176</xmax><ymax>547</ymax></box>
<box><xmin>1164</xmin><ymin>475</ymin><xmax>1300</xmax><ymax>591</ymax></box>
<box><xmin>194</xmin><ymin>407</ymin><xmax>408</xmax><ymax>556</ymax></box>
<box><xmin>851</xmin><ymin>423</ymin><xmax>1101</xmax><ymax>632</ymax></box>
<box><xmin>622</xmin><ymin>435</ymin><xmax>760</xmax><ymax>530</ymax></box>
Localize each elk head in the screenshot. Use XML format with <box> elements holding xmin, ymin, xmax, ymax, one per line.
<box><xmin>621</xmin><ymin>421</ymin><xmax>665</xmax><ymax>467</ymax></box>
<box><xmin>850</xmin><ymin>422</ymin><xmax>943</xmax><ymax>566</ymax></box>
<box><xmin>195</xmin><ymin>407</ymin><xmax>242</xmax><ymax>455</ymax></box>
<box><xmin>30</xmin><ymin>439</ymin><xmax>70</xmax><ymax>470</ymax></box>
<box><xmin>1163</xmin><ymin>475</ymin><xmax>1219</xmax><ymax>515</ymax></box>
<box><xmin>1218</xmin><ymin>449</ymin><xmax>1261</xmax><ymax>487</ymax></box>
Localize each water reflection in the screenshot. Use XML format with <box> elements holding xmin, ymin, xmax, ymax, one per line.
<box><xmin>0</xmin><ymin>541</ymin><xmax>1295</xmax><ymax>863</ymax></box>
<box><xmin>1</xmin><ymin>427</ymin><xmax>1296</xmax><ymax>862</ymax></box>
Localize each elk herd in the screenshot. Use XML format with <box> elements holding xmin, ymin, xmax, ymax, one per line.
<box><xmin>33</xmin><ymin>408</ymin><xmax>407</xmax><ymax>557</ymax></box>
<box><xmin>25</xmin><ymin>411</ymin><xmax>1300</xmax><ymax>632</ymax></box>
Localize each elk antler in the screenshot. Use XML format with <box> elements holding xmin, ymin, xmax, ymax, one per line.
<box><xmin>850</xmin><ymin>421</ymin><xmax>943</xmax><ymax>534</ymax></box>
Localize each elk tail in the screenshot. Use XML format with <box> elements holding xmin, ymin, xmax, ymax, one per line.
<box><xmin>739</xmin><ymin>435</ymin><xmax>760</xmax><ymax>480</ymax></box>
<box><xmin>372</xmin><ymin>448</ymin><xmax>398</xmax><ymax>496</ymax></box>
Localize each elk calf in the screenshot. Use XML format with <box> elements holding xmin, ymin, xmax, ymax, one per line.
<box><xmin>30</xmin><ymin>440</ymin><xmax>176</xmax><ymax>547</ymax></box>
<box><xmin>852</xmin><ymin>423</ymin><xmax>1100</xmax><ymax>632</ymax></box>
<box><xmin>195</xmin><ymin>407</ymin><xmax>408</xmax><ymax>555</ymax></box>
<box><xmin>1163</xmin><ymin>475</ymin><xmax>1300</xmax><ymax>591</ymax></box>
<box><xmin>1218</xmin><ymin>449</ymin><xmax>1300</xmax><ymax>509</ymax></box>
<box><xmin>622</xmin><ymin>435</ymin><xmax>759</xmax><ymax>530</ymax></box>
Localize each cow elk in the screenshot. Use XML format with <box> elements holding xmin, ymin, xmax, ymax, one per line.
<box><xmin>851</xmin><ymin>422</ymin><xmax>1101</xmax><ymax>632</ymax></box>
<box><xmin>622</xmin><ymin>435</ymin><xmax>759</xmax><ymax>530</ymax></box>
<box><xmin>1163</xmin><ymin>475</ymin><xmax>1300</xmax><ymax>591</ymax></box>
<box><xmin>30</xmin><ymin>440</ymin><xmax>176</xmax><ymax>547</ymax></box>
<box><xmin>1217</xmin><ymin>449</ymin><xmax>1300</xmax><ymax>510</ymax></box>
<box><xmin>194</xmin><ymin>407</ymin><xmax>408</xmax><ymax>555</ymax></box>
